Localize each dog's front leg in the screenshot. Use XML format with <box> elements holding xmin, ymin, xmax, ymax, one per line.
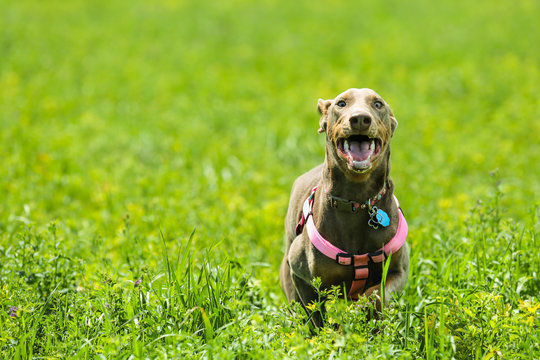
<box><xmin>287</xmin><ymin>234</ymin><xmax>328</xmax><ymax>327</ymax></box>
<box><xmin>291</xmin><ymin>274</ymin><xmax>326</xmax><ymax>327</ymax></box>
<box><xmin>364</xmin><ymin>243</ymin><xmax>410</xmax><ymax>311</ymax></box>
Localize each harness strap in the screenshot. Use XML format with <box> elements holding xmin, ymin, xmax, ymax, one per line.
<box><xmin>296</xmin><ymin>186</ymin><xmax>408</xmax><ymax>299</ymax></box>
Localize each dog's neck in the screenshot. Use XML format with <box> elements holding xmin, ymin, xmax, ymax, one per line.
<box><xmin>314</xmin><ymin>147</ymin><xmax>398</xmax><ymax>253</ymax></box>
<box><xmin>321</xmin><ymin>148</ymin><xmax>393</xmax><ymax>204</ymax></box>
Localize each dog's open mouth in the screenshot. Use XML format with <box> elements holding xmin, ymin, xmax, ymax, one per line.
<box><xmin>337</xmin><ymin>135</ymin><xmax>382</xmax><ymax>172</ymax></box>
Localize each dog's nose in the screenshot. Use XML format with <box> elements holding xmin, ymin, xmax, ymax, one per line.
<box><xmin>349</xmin><ymin>113</ymin><xmax>372</xmax><ymax>130</ymax></box>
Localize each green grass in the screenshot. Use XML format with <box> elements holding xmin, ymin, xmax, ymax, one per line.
<box><xmin>1</xmin><ymin>0</ymin><xmax>539</xmax><ymax>358</ymax></box>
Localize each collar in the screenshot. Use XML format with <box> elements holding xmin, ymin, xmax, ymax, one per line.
<box><xmin>325</xmin><ymin>185</ymin><xmax>387</xmax><ymax>213</ymax></box>
<box><xmin>295</xmin><ymin>185</ymin><xmax>408</xmax><ymax>300</ymax></box>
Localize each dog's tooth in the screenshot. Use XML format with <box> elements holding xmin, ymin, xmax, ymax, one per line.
<box><xmin>344</xmin><ymin>140</ymin><xmax>349</xmax><ymax>151</ymax></box>
<box><xmin>370</xmin><ymin>140</ymin><xmax>375</xmax><ymax>150</ymax></box>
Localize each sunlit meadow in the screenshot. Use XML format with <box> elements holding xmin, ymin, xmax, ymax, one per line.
<box><xmin>1</xmin><ymin>0</ymin><xmax>538</xmax><ymax>358</ymax></box>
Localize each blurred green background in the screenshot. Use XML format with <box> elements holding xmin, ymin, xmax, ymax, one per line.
<box><xmin>0</xmin><ymin>0</ymin><xmax>539</xmax><ymax>356</ymax></box>
<box><xmin>0</xmin><ymin>1</ymin><xmax>540</xmax><ymax>274</ymax></box>
<box><xmin>2</xmin><ymin>0</ymin><xmax>538</xmax><ymax>265</ymax></box>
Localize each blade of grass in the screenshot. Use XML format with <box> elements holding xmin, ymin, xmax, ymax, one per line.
<box><xmin>380</xmin><ymin>251</ymin><xmax>393</xmax><ymax>309</ymax></box>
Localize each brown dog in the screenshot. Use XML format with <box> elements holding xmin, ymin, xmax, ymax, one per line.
<box><xmin>280</xmin><ymin>88</ymin><xmax>409</xmax><ymax>326</ymax></box>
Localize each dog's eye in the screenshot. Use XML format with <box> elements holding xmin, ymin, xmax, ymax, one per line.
<box><xmin>373</xmin><ymin>100</ymin><xmax>384</xmax><ymax>109</ymax></box>
<box><xmin>336</xmin><ymin>100</ymin><xmax>346</xmax><ymax>108</ymax></box>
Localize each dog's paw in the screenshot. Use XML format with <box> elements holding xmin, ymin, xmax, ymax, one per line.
<box><xmin>363</xmin><ymin>286</ymin><xmax>384</xmax><ymax>313</ymax></box>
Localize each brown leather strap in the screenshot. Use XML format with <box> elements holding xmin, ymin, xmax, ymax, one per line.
<box><xmin>348</xmin><ymin>254</ymin><xmax>370</xmax><ymax>299</ymax></box>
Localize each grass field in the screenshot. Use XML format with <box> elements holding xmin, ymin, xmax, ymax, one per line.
<box><xmin>1</xmin><ymin>0</ymin><xmax>539</xmax><ymax>358</ymax></box>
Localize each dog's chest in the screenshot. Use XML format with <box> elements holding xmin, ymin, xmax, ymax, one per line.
<box><xmin>304</xmin><ymin>219</ymin><xmax>395</xmax><ymax>290</ymax></box>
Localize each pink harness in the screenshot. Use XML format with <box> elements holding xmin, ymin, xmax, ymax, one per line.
<box><xmin>296</xmin><ymin>186</ymin><xmax>408</xmax><ymax>300</ymax></box>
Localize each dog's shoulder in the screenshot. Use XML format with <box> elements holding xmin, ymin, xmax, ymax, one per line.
<box><xmin>284</xmin><ymin>164</ymin><xmax>323</xmax><ymax>236</ymax></box>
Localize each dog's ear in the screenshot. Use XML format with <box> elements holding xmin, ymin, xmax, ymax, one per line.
<box><xmin>389</xmin><ymin>109</ymin><xmax>398</xmax><ymax>136</ymax></box>
<box><xmin>317</xmin><ymin>98</ymin><xmax>332</xmax><ymax>134</ymax></box>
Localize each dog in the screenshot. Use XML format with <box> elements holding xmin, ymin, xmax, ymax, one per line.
<box><xmin>280</xmin><ymin>88</ymin><xmax>409</xmax><ymax>326</ymax></box>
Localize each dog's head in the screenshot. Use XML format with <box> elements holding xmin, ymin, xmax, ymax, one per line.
<box><xmin>317</xmin><ymin>88</ymin><xmax>398</xmax><ymax>180</ymax></box>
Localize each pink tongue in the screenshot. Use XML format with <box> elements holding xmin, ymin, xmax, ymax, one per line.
<box><xmin>348</xmin><ymin>140</ymin><xmax>373</xmax><ymax>161</ymax></box>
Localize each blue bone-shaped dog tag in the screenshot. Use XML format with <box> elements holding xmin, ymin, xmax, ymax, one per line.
<box><xmin>375</xmin><ymin>208</ymin><xmax>390</xmax><ymax>227</ymax></box>
<box><xmin>368</xmin><ymin>206</ymin><xmax>390</xmax><ymax>229</ymax></box>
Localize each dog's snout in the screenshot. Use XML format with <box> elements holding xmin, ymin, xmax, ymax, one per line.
<box><xmin>349</xmin><ymin>113</ymin><xmax>372</xmax><ymax>130</ymax></box>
